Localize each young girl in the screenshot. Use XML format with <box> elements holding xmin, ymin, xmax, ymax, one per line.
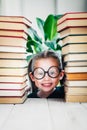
<box><xmin>27</xmin><ymin>50</ymin><xmax>65</xmax><ymax>98</ymax></box>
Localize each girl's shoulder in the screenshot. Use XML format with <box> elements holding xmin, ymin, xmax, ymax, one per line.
<box><xmin>47</xmin><ymin>86</ymin><xmax>65</xmax><ymax>98</ymax></box>
<box><xmin>27</xmin><ymin>92</ymin><xmax>40</xmax><ymax>98</ymax></box>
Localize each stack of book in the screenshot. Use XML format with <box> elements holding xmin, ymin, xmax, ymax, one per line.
<box><xmin>0</xmin><ymin>16</ymin><xmax>31</xmax><ymax>103</ymax></box>
<box><xmin>57</xmin><ymin>12</ymin><xmax>87</xmax><ymax>102</ymax></box>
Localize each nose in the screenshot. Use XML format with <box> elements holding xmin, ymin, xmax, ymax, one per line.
<box><xmin>44</xmin><ymin>72</ymin><xmax>50</xmax><ymax>80</ymax></box>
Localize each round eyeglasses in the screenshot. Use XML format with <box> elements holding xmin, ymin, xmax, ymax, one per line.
<box><xmin>32</xmin><ymin>66</ymin><xmax>61</xmax><ymax>80</ymax></box>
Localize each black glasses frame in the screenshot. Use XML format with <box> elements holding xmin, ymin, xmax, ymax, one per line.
<box><xmin>32</xmin><ymin>66</ymin><xmax>61</xmax><ymax>80</ymax></box>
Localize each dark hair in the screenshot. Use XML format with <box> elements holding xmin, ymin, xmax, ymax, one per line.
<box><xmin>28</xmin><ymin>50</ymin><xmax>64</xmax><ymax>92</ymax></box>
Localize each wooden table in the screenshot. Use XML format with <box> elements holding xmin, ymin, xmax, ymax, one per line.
<box><xmin>0</xmin><ymin>98</ymin><xmax>87</xmax><ymax>130</ymax></box>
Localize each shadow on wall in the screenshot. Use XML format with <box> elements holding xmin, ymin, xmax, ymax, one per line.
<box><xmin>84</xmin><ymin>0</ymin><xmax>87</xmax><ymax>11</ymax></box>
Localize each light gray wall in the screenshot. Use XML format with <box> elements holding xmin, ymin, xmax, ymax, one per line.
<box><xmin>56</xmin><ymin>0</ymin><xmax>87</xmax><ymax>14</ymax></box>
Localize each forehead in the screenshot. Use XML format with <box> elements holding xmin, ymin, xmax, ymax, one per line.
<box><xmin>34</xmin><ymin>57</ymin><xmax>59</xmax><ymax>69</ymax></box>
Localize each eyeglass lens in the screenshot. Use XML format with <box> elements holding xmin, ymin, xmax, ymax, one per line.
<box><xmin>33</xmin><ymin>66</ymin><xmax>60</xmax><ymax>79</ymax></box>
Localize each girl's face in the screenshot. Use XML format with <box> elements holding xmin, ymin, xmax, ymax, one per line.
<box><xmin>29</xmin><ymin>57</ymin><xmax>64</xmax><ymax>92</ymax></box>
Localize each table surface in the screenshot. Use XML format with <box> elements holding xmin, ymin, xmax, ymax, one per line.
<box><xmin>0</xmin><ymin>98</ymin><xmax>87</xmax><ymax>130</ymax></box>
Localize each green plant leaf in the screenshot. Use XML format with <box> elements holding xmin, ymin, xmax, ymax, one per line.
<box><xmin>54</xmin><ymin>14</ymin><xmax>63</xmax><ymax>20</ymax></box>
<box><xmin>56</xmin><ymin>44</ymin><xmax>61</xmax><ymax>50</ymax></box>
<box><xmin>28</xmin><ymin>27</ymin><xmax>42</xmax><ymax>43</ymax></box>
<box><xmin>27</xmin><ymin>39</ymin><xmax>43</xmax><ymax>54</ymax></box>
<box><xmin>27</xmin><ymin>40</ymin><xmax>34</xmax><ymax>48</ymax></box>
<box><xmin>27</xmin><ymin>55</ymin><xmax>33</xmax><ymax>62</ymax></box>
<box><xmin>45</xmin><ymin>40</ymin><xmax>61</xmax><ymax>51</ymax></box>
<box><xmin>27</xmin><ymin>35</ymin><xmax>32</xmax><ymax>41</ymax></box>
<box><xmin>26</xmin><ymin>14</ymin><xmax>62</xmax><ymax>57</ymax></box>
<box><xmin>44</xmin><ymin>14</ymin><xmax>57</xmax><ymax>40</ymax></box>
<box><xmin>36</xmin><ymin>17</ymin><xmax>44</xmax><ymax>36</ymax></box>
<box><xmin>26</xmin><ymin>46</ymin><xmax>33</xmax><ymax>53</ymax></box>
<box><xmin>45</xmin><ymin>41</ymin><xmax>57</xmax><ymax>50</ymax></box>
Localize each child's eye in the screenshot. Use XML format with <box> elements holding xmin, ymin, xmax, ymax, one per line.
<box><xmin>50</xmin><ymin>71</ymin><xmax>56</xmax><ymax>75</ymax></box>
<box><xmin>37</xmin><ymin>72</ymin><xmax>43</xmax><ymax>75</ymax></box>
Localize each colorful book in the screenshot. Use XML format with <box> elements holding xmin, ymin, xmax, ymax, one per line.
<box><xmin>65</xmin><ymin>73</ymin><xmax>87</xmax><ymax>80</ymax></box>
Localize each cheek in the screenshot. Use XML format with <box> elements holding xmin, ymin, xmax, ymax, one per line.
<box><xmin>34</xmin><ymin>79</ymin><xmax>41</xmax><ymax>87</ymax></box>
<box><xmin>52</xmin><ymin>78</ymin><xmax>60</xmax><ymax>85</ymax></box>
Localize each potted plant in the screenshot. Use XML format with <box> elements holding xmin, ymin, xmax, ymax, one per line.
<box><xmin>26</xmin><ymin>14</ymin><xmax>62</xmax><ymax>62</ymax></box>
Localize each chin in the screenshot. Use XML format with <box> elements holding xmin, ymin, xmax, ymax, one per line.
<box><xmin>42</xmin><ymin>88</ymin><xmax>53</xmax><ymax>92</ymax></box>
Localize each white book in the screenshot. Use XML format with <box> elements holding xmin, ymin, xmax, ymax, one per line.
<box><xmin>0</xmin><ymin>67</ymin><xmax>27</xmax><ymax>76</ymax></box>
<box><xmin>0</xmin><ymin>75</ymin><xmax>27</xmax><ymax>82</ymax></box>
<box><xmin>0</xmin><ymin>81</ymin><xmax>28</xmax><ymax>89</ymax></box>
<box><xmin>0</xmin><ymin>59</ymin><xmax>28</xmax><ymax>67</ymax></box>
<box><xmin>0</xmin><ymin>87</ymin><xmax>27</xmax><ymax>96</ymax></box>
<box><xmin>0</xmin><ymin>46</ymin><xmax>26</xmax><ymax>53</ymax></box>
<box><xmin>65</xmin><ymin>80</ymin><xmax>87</xmax><ymax>87</ymax></box>
<box><xmin>65</xmin><ymin>66</ymin><xmax>87</xmax><ymax>73</ymax></box>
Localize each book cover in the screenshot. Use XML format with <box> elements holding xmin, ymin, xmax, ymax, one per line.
<box><xmin>0</xmin><ymin>16</ymin><xmax>31</xmax><ymax>33</ymax></box>
<box><xmin>0</xmin><ymin>21</ymin><xmax>30</xmax><ymax>33</ymax></box>
<box><xmin>58</xmin><ymin>27</ymin><xmax>87</xmax><ymax>38</ymax></box>
<box><xmin>0</xmin><ymin>16</ymin><xmax>31</xmax><ymax>26</ymax></box>
<box><xmin>57</xmin><ymin>19</ymin><xmax>87</xmax><ymax>32</ymax></box>
<box><xmin>58</xmin><ymin>12</ymin><xmax>87</xmax><ymax>25</ymax></box>
<box><xmin>0</xmin><ymin>29</ymin><xmax>28</xmax><ymax>39</ymax></box>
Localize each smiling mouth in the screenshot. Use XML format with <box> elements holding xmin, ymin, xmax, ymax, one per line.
<box><xmin>41</xmin><ymin>83</ymin><xmax>52</xmax><ymax>87</ymax></box>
